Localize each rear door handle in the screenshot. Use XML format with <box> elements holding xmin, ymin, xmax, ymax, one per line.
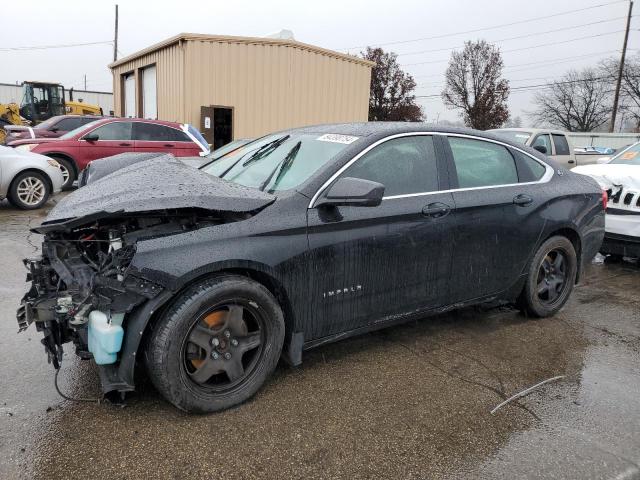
<box><xmin>422</xmin><ymin>202</ymin><xmax>451</xmax><ymax>218</ymax></box>
<box><xmin>164</xmin><ymin>144</ymin><xmax>175</xmax><ymax>147</ymax></box>
<box><xmin>513</xmin><ymin>194</ymin><xmax>533</xmax><ymax>206</ymax></box>
<box><xmin>119</xmin><ymin>142</ymin><xmax>132</xmax><ymax>147</ymax></box>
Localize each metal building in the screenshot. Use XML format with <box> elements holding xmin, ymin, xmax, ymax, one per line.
<box><xmin>108</xmin><ymin>33</ymin><xmax>373</xmax><ymax>148</ymax></box>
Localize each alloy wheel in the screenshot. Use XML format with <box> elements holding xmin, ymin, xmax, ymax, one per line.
<box><xmin>536</xmin><ymin>249</ymin><xmax>568</xmax><ymax>305</ymax></box>
<box><xmin>16</xmin><ymin>176</ymin><xmax>46</xmax><ymax>206</ymax></box>
<box><xmin>182</xmin><ymin>302</ymin><xmax>264</xmax><ymax>391</ymax></box>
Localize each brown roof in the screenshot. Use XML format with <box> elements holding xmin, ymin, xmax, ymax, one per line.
<box><xmin>108</xmin><ymin>33</ymin><xmax>374</xmax><ymax>69</ymax></box>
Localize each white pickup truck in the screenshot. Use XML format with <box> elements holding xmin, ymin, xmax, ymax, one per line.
<box><xmin>489</xmin><ymin>128</ymin><xmax>582</xmax><ymax>169</ymax></box>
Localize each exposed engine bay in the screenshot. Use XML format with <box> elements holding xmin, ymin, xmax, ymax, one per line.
<box><xmin>16</xmin><ymin>210</ymin><xmax>237</xmax><ymax>374</ymax></box>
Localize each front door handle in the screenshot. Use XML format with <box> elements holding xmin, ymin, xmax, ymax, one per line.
<box><xmin>164</xmin><ymin>144</ymin><xmax>175</xmax><ymax>147</ymax></box>
<box><xmin>513</xmin><ymin>194</ymin><xmax>533</xmax><ymax>206</ymax></box>
<box><xmin>422</xmin><ymin>202</ymin><xmax>451</xmax><ymax>218</ymax></box>
<box><xmin>119</xmin><ymin>142</ymin><xmax>132</xmax><ymax>147</ymax></box>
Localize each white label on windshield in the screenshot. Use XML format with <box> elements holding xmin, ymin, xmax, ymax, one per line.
<box><xmin>317</xmin><ymin>134</ymin><xmax>359</xmax><ymax>144</ymax></box>
<box><xmin>515</xmin><ymin>134</ymin><xmax>529</xmax><ymax>139</ymax></box>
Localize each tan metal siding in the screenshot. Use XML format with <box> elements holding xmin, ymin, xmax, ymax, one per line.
<box><xmin>112</xmin><ymin>37</ymin><xmax>371</xmax><ymax>137</ymax></box>
<box><xmin>110</xmin><ymin>42</ymin><xmax>184</xmax><ymax>122</ymax></box>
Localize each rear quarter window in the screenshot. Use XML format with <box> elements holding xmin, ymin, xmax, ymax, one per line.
<box><xmin>512</xmin><ymin>149</ymin><xmax>547</xmax><ymax>182</ymax></box>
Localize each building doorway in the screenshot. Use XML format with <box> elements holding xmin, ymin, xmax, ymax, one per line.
<box><xmin>200</xmin><ymin>105</ymin><xmax>233</xmax><ymax>150</ymax></box>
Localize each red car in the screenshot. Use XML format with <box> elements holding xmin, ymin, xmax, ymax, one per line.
<box><xmin>11</xmin><ymin>118</ymin><xmax>210</xmax><ymax>189</ymax></box>
<box><xmin>4</xmin><ymin>115</ymin><xmax>104</xmax><ymax>145</ymax></box>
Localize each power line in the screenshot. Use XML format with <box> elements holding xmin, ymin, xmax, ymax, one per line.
<box><xmin>338</xmin><ymin>0</ymin><xmax>627</xmax><ymax>50</ymax></box>
<box><xmin>414</xmin><ymin>74</ymin><xmax>636</xmax><ymax>98</ymax></box>
<box><xmin>397</xmin><ymin>17</ymin><xmax>629</xmax><ymax>57</ymax></box>
<box><xmin>402</xmin><ymin>29</ymin><xmax>629</xmax><ymax>66</ymax></box>
<box><xmin>0</xmin><ymin>40</ymin><xmax>113</xmax><ymax>52</ymax></box>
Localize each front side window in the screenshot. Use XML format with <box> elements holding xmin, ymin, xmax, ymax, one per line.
<box><xmin>552</xmin><ymin>134</ymin><xmax>570</xmax><ymax>155</ymax></box>
<box><xmin>531</xmin><ymin>134</ymin><xmax>553</xmax><ymax>154</ymax></box>
<box><xmin>340</xmin><ymin>136</ymin><xmax>438</xmax><ymax>197</ymax></box>
<box><xmin>89</xmin><ymin>122</ymin><xmax>132</xmax><ymax>141</ymax></box>
<box><xmin>449</xmin><ymin>137</ymin><xmax>518</xmax><ymax>188</ymax></box>
<box><xmin>203</xmin><ymin>133</ymin><xmax>355</xmax><ymax>192</ymax></box>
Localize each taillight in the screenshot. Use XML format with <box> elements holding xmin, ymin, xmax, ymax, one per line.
<box><xmin>602</xmin><ymin>189</ymin><xmax>608</xmax><ymax>210</ymax></box>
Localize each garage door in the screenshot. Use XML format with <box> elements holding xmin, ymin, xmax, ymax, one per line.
<box><xmin>142</xmin><ymin>65</ymin><xmax>157</xmax><ymax>120</ymax></box>
<box><xmin>123</xmin><ymin>73</ymin><xmax>135</xmax><ymax>118</ymax></box>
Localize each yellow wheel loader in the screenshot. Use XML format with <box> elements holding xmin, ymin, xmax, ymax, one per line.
<box><xmin>1</xmin><ymin>81</ymin><xmax>102</xmax><ymax>144</ymax></box>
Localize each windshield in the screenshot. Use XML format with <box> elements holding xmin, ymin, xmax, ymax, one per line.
<box><xmin>609</xmin><ymin>142</ymin><xmax>640</xmax><ymax>166</ymax></box>
<box><xmin>60</xmin><ymin>119</ymin><xmax>103</xmax><ymax>139</ymax></box>
<box><xmin>202</xmin><ymin>133</ymin><xmax>357</xmax><ymax>192</ymax></box>
<box><xmin>490</xmin><ymin>130</ymin><xmax>532</xmax><ymax>144</ymax></box>
<box><xmin>206</xmin><ymin>139</ymin><xmax>254</xmax><ymax>161</ymax></box>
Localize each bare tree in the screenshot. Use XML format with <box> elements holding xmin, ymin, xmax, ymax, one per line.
<box><xmin>441</xmin><ymin>40</ymin><xmax>510</xmax><ymax>130</ymax></box>
<box><xmin>504</xmin><ymin>115</ymin><xmax>522</xmax><ymax>128</ymax></box>
<box><xmin>531</xmin><ymin>69</ymin><xmax>612</xmax><ymax>132</ymax></box>
<box><xmin>601</xmin><ymin>55</ymin><xmax>640</xmax><ymax>131</ymax></box>
<box><xmin>362</xmin><ymin>47</ymin><xmax>423</xmax><ymax>122</ymax></box>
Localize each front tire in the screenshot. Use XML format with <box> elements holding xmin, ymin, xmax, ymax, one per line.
<box><xmin>145</xmin><ymin>275</ymin><xmax>285</xmax><ymax>413</ymax></box>
<box><xmin>49</xmin><ymin>156</ymin><xmax>75</xmax><ymax>190</ymax></box>
<box><xmin>519</xmin><ymin>236</ymin><xmax>577</xmax><ymax>318</ymax></box>
<box><xmin>8</xmin><ymin>171</ymin><xmax>51</xmax><ymax>210</ymax></box>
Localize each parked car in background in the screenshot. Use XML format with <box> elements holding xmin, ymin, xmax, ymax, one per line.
<box><xmin>10</xmin><ymin>118</ymin><xmax>209</xmax><ymax>189</ymax></box>
<box><xmin>0</xmin><ymin>145</ymin><xmax>64</xmax><ymax>209</ymax></box>
<box><xmin>3</xmin><ymin>115</ymin><xmax>104</xmax><ymax>145</ymax></box>
<box><xmin>19</xmin><ymin>123</ymin><xmax>605</xmax><ymax>412</ymax></box>
<box><xmin>78</xmin><ymin>137</ymin><xmax>255</xmax><ymax>187</ymax></box>
<box><xmin>489</xmin><ymin>128</ymin><xmax>582</xmax><ymax>168</ymax></box>
<box><xmin>573</xmin><ymin>141</ymin><xmax>640</xmax><ymax>259</ymax></box>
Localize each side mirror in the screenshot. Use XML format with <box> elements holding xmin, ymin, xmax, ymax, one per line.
<box><xmin>83</xmin><ymin>133</ymin><xmax>99</xmax><ymax>142</ymax></box>
<box><xmin>533</xmin><ymin>145</ymin><xmax>547</xmax><ymax>154</ymax></box>
<box><xmin>315</xmin><ymin>177</ymin><xmax>385</xmax><ymax>208</ymax></box>
<box><xmin>49</xmin><ymin>127</ymin><xmax>58</xmax><ymax>133</ymax></box>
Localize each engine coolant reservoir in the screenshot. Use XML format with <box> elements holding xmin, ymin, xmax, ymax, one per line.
<box><xmin>88</xmin><ymin>311</ymin><xmax>124</xmax><ymax>365</ymax></box>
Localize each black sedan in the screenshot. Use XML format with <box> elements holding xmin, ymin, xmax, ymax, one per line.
<box><xmin>18</xmin><ymin>123</ymin><xmax>605</xmax><ymax>412</ymax></box>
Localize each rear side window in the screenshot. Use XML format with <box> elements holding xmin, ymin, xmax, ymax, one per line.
<box><xmin>512</xmin><ymin>149</ymin><xmax>547</xmax><ymax>182</ymax></box>
<box><xmin>342</xmin><ymin>136</ymin><xmax>438</xmax><ymax>197</ymax></box>
<box><xmin>448</xmin><ymin>137</ymin><xmax>518</xmax><ymax>188</ymax></box>
<box><xmin>133</xmin><ymin>123</ymin><xmax>192</xmax><ymax>142</ymax></box>
<box><xmin>531</xmin><ymin>134</ymin><xmax>552</xmax><ymax>154</ymax></box>
<box><xmin>55</xmin><ymin>117</ymin><xmax>85</xmax><ymax>131</ymax></box>
<box><xmin>552</xmin><ymin>134</ymin><xmax>570</xmax><ymax>155</ymax></box>
<box><xmin>90</xmin><ymin>122</ymin><xmax>132</xmax><ymax>140</ymax></box>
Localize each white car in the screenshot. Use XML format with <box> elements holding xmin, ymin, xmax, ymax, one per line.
<box><xmin>572</xmin><ymin>142</ymin><xmax>640</xmax><ymax>259</ymax></box>
<box><xmin>0</xmin><ymin>145</ymin><xmax>64</xmax><ymax>209</ymax></box>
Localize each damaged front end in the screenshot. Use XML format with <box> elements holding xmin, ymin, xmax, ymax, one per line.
<box><xmin>16</xmin><ymin>210</ymin><xmax>228</xmax><ymax>394</ymax></box>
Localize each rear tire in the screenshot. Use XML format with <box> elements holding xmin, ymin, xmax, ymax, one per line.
<box><xmin>519</xmin><ymin>236</ymin><xmax>577</xmax><ymax>318</ymax></box>
<box><xmin>8</xmin><ymin>171</ymin><xmax>51</xmax><ymax>210</ymax></box>
<box><xmin>145</xmin><ymin>275</ymin><xmax>285</xmax><ymax>413</ymax></box>
<box><xmin>49</xmin><ymin>155</ymin><xmax>75</xmax><ymax>190</ymax></box>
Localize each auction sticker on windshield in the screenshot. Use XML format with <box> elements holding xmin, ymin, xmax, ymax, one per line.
<box><xmin>317</xmin><ymin>134</ymin><xmax>359</xmax><ymax>144</ymax></box>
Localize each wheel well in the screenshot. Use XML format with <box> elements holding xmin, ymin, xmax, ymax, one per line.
<box><xmin>46</xmin><ymin>153</ymin><xmax>78</xmax><ymax>175</ymax></box>
<box><xmin>542</xmin><ymin>227</ymin><xmax>582</xmax><ymax>283</ymax></box>
<box><xmin>9</xmin><ymin>168</ymin><xmax>53</xmax><ymax>196</ymax></box>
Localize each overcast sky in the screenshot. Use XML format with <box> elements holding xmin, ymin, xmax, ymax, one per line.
<box><xmin>1</xmin><ymin>0</ymin><xmax>636</xmax><ymax>123</ymax></box>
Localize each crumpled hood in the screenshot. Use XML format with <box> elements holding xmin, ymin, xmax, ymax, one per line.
<box><xmin>39</xmin><ymin>154</ymin><xmax>275</xmax><ymax>229</ymax></box>
<box><xmin>572</xmin><ymin>164</ymin><xmax>640</xmax><ymax>190</ymax></box>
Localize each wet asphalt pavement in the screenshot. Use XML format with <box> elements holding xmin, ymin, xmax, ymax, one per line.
<box><xmin>0</xmin><ymin>196</ymin><xmax>639</xmax><ymax>480</ymax></box>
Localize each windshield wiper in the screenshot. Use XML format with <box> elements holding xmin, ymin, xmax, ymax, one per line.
<box><xmin>218</xmin><ymin>135</ymin><xmax>290</xmax><ymax>178</ymax></box>
<box><xmin>259</xmin><ymin>141</ymin><xmax>302</xmax><ymax>192</ymax></box>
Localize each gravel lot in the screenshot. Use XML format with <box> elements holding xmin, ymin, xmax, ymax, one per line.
<box><xmin>1</xmin><ymin>196</ymin><xmax>639</xmax><ymax>480</ymax></box>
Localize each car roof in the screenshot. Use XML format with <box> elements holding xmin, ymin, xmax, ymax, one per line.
<box><xmin>490</xmin><ymin>127</ymin><xmax>568</xmax><ymax>135</ymax></box>
<box><xmin>95</xmin><ymin>117</ymin><xmax>183</xmax><ymax>127</ymax></box>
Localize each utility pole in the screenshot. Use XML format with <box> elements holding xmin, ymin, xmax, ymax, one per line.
<box><xmin>84</xmin><ymin>74</ymin><xmax>87</xmax><ymax>90</ymax></box>
<box><xmin>610</xmin><ymin>0</ymin><xmax>633</xmax><ymax>132</ymax></box>
<box><xmin>113</xmin><ymin>4</ymin><xmax>119</xmax><ymax>62</ymax></box>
